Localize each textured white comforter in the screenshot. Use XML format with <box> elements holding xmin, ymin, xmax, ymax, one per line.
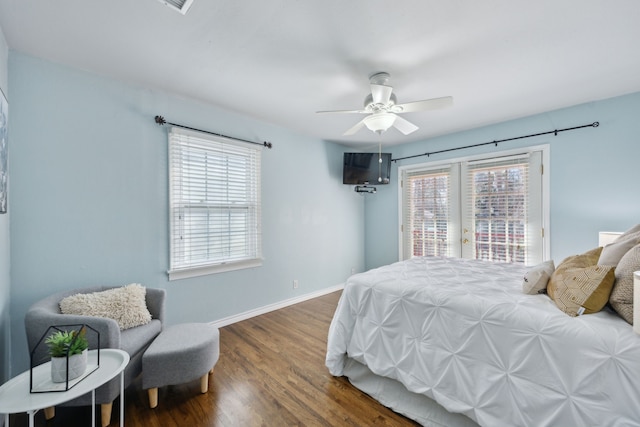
<box><xmin>326</xmin><ymin>257</ymin><xmax>640</xmax><ymax>427</ymax></box>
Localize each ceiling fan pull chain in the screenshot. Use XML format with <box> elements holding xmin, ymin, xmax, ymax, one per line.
<box><xmin>378</xmin><ymin>137</ymin><xmax>383</xmax><ymax>183</ymax></box>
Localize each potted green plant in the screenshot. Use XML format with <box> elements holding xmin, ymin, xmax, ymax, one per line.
<box><xmin>45</xmin><ymin>327</ymin><xmax>89</xmax><ymax>383</ymax></box>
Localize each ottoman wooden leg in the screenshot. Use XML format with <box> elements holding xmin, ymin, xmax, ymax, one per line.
<box><xmin>148</xmin><ymin>388</ymin><xmax>159</xmax><ymax>408</ymax></box>
<box><xmin>200</xmin><ymin>374</ymin><xmax>209</xmax><ymax>393</ymax></box>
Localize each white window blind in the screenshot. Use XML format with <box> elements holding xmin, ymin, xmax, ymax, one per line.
<box><xmin>401</xmin><ymin>166</ymin><xmax>454</xmax><ymax>259</ymax></box>
<box><xmin>168</xmin><ymin>127</ymin><xmax>262</xmax><ymax>280</ymax></box>
<box><xmin>461</xmin><ymin>153</ymin><xmax>539</xmax><ymax>264</ymax></box>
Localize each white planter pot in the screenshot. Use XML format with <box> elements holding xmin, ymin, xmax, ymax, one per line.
<box><xmin>51</xmin><ymin>349</ymin><xmax>88</xmax><ymax>383</ymax></box>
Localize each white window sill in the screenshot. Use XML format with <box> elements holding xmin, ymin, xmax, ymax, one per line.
<box><xmin>168</xmin><ymin>258</ymin><xmax>263</xmax><ymax>281</ymax></box>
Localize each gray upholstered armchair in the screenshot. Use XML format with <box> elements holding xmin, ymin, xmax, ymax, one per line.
<box><xmin>24</xmin><ymin>285</ymin><xmax>166</xmax><ymax>427</ymax></box>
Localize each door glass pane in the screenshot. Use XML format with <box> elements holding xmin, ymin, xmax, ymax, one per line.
<box><xmin>470</xmin><ymin>162</ymin><xmax>527</xmax><ymax>264</ymax></box>
<box><xmin>406</xmin><ymin>170</ymin><xmax>450</xmax><ymax>257</ymax></box>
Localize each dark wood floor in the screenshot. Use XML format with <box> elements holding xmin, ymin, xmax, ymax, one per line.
<box><xmin>11</xmin><ymin>291</ymin><xmax>418</xmax><ymax>426</ymax></box>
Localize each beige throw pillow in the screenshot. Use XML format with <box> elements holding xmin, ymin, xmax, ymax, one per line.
<box><xmin>60</xmin><ymin>283</ymin><xmax>152</xmax><ymax>330</ymax></box>
<box><xmin>548</xmin><ymin>247</ymin><xmax>615</xmax><ymax>317</ymax></box>
<box><xmin>609</xmin><ymin>244</ymin><xmax>640</xmax><ymax>324</ymax></box>
<box><xmin>523</xmin><ymin>260</ymin><xmax>555</xmax><ymax>295</ymax></box>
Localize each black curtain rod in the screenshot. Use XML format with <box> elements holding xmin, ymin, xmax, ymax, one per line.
<box><xmin>154</xmin><ymin>115</ymin><xmax>273</xmax><ymax>149</ymax></box>
<box><xmin>392</xmin><ymin>121</ymin><xmax>599</xmax><ymax>163</ymax></box>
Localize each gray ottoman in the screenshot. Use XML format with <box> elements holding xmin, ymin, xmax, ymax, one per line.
<box><xmin>142</xmin><ymin>323</ymin><xmax>220</xmax><ymax>408</ymax></box>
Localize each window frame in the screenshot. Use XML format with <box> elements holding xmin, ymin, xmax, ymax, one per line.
<box><xmin>167</xmin><ymin>127</ymin><xmax>262</xmax><ymax>281</ymax></box>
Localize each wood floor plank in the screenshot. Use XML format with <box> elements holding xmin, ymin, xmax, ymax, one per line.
<box><xmin>9</xmin><ymin>291</ymin><xmax>419</xmax><ymax>426</ymax></box>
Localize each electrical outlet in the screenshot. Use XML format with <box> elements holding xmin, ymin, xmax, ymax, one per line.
<box><xmin>351</xmin><ymin>267</ymin><xmax>356</xmax><ymax>275</ymax></box>
<box><xmin>293</xmin><ymin>279</ymin><xmax>299</xmax><ymax>289</ymax></box>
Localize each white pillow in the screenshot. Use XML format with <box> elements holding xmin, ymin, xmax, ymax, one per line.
<box><xmin>59</xmin><ymin>283</ymin><xmax>152</xmax><ymax>330</ymax></box>
<box><xmin>522</xmin><ymin>260</ymin><xmax>555</xmax><ymax>295</ymax></box>
<box><xmin>598</xmin><ymin>231</ymin><xmax>640</xmax><ymax>266</ymax></box>
<box><xmin>617</xmin><ymin>224</ymin><xmax>640</xmax><ymax>240</ymax></box>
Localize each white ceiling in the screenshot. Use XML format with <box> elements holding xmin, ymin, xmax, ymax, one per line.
<box><xmin>1</xmin><ymin>0</ymin><xmax>639</xmax><ymax>147</ymax></box>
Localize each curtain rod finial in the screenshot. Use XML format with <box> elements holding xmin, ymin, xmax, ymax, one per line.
<box><xmin>155</xmin><ymin>115</ymin><xmax>166</xmax><ymax>126</ymax></box>
<box><xmin>263</xmin><ymin>141</ymin><xmax>273</xmax><ymax>149</ymax></box>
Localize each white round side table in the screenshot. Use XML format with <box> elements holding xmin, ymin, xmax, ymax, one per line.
<box><xmin>0</xmin><ymin>349</ymin><xmax>129</xmax><ymax>427</ymax></box>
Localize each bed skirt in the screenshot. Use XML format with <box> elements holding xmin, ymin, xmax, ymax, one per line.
<box><xmin>343</xmin><ymin>357</ymin><xmax>480</xmax><ymax>427</ymax></box>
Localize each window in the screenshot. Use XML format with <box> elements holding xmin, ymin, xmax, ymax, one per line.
<box><xmin>400</xmin><ymin>148</ymin><xmax>546</xmax><ymax>265</ymax></box>
<box><xmin>168</xmin><ymin>127</ymin><xmax>262</xmax><ymax>280</ymax></box>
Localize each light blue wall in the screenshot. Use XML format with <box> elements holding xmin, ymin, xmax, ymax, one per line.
<box><xmin>365</xmin><ymin>92</ymin><xmax>640</xmax><ymax>270</ymax></box>
<box><xmin>8</xmin><ymin>52</ymin><xmax>364</xmax><ymax>374</ymax></box>
<box><xmin>0</xmin><ymin>23</ymin><xmax>9</xmax><ymax>392</ymax></box>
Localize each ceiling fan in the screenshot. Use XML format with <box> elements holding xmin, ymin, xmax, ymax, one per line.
<box><xmin>317</xmin><ymin>72</ymin><xmax>453</xmax><ymax>136</ymax></box>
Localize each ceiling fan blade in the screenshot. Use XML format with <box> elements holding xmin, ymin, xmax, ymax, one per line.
<box><xmin>343</xmin><ymin>119</ymin><xmax>367</xmax><ymax>136</ymax></box>
<box><xmin>370</xmin><ymin>84</ymin><xmax>393</xmax><ymax>105</ymax></box>
<box><xmin>392</xmin><ymin>115</ymin><xmax>419</xmax><ymax>135</ymax></box>
<box><xmin>393</xmin><ymin>96</ymin><xmax>453</xmax><ymax>113</ymax></box>
<box><xmin>316</xmin><ymin>109</ymin><xmax>368</xmax><ymax>114</ymax></box>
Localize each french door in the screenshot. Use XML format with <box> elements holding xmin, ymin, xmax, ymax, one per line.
<box><xmin>400</xmin><ymin>149</ymin><xmax>545</xmax><ymax>265</ymax></box>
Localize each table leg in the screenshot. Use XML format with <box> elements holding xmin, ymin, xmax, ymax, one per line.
<box><xmin>28</xmin><ymin>410</ymin><xmax>35</xmax><ymax>427</ymax></box>
<box><xmin>119</xmin><ymin>370</ymin><xmax>125</xmax><ymax>427</ymax></box>
<box><xmin>91</xmin><ymin>389</ymin><xmax>96</xmax><ymax>427</ymax></box>
<box><xmin>4</xmin><ymin>413</ymin><xmax>9</xmax><ymax>427</ymax></box>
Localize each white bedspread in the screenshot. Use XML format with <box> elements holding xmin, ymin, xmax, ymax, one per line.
<box><xmin>326</xmin><ymin>257</ymin><xmax>640</xmax><ymax>427</ymax></box>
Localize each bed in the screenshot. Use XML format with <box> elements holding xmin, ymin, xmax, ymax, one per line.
<box><xmin>326</xmin><ymin>252</ymin><xmax>640</xmax><ymax>427</ymax></box>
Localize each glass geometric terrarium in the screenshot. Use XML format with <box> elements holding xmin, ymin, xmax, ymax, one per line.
<box><xmin>30</xmin><ymin>324</ymin><xmax>101</xmax><ymax>393</ymax></box>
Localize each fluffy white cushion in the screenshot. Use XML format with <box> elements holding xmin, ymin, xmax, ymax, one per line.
<box><xmin>522</xmin><ymin>260</ymin><xmax>555</xmax><ymax>295</ymax></box>
<box><xmin>59</xmin><ymin>284</ymin><xmax>152</xmax><ymax>330</ymax></box>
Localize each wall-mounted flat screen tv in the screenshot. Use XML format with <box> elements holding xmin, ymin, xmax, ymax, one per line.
<box><xmin>343</xmin><ymin>152</ymin><xmax>392</xmax><ymax>185</ymax></box>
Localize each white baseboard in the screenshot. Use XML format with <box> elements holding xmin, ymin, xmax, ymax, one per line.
<box><xmin>208</xmin><ymin>284</ymin><xmax>344</xmax><ymax>329</ymax></box>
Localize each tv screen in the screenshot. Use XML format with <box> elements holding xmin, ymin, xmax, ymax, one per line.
<box><xmin>343</xmin><ymin>152</ymin><xmax>392</xmax><ymax>185</ymax></box>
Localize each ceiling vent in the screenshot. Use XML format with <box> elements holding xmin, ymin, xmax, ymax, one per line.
<box><xmin>158</xmin><ymin>0</ymin><xmax>194</xmax><ymax>15</ymax></box>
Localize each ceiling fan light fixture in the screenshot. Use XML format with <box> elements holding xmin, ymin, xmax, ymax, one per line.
<box><xmin>317</xmin><ymin>71</ymin><xmax>452</xmax><ymax>137</ymax></box>
<box><xmin>364</xmin><ymin>113</ymin><xmax>396</xmax><ymax>134</ymax></box>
